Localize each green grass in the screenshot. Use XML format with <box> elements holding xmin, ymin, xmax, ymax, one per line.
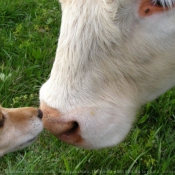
<box><xmin>0</xmin><ymin>0</ymin><xmax>175</xmax><ymax>174</ymax></box>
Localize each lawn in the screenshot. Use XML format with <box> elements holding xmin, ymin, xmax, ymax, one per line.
<box><xmin>0</xmin><ymin>0</ymin><xmax>175</xmax><ymax>174</ymax></box>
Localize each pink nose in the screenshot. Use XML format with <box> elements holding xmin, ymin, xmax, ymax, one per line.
<box><xmin>40</xmin><ymin>102</ymin><xmax>83</xmax><ymax>146</ymax></box>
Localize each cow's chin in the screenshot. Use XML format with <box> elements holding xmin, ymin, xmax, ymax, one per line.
<box><xmin>40</xmin><ymin>102</ymin><xmax>136</xmax><ymax>149</ymax></box>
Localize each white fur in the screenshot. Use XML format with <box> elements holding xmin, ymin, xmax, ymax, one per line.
<box><xmin>40</xmin><ymin>0</ymin><xmax>175</xmax><ymax>149</ymax></box>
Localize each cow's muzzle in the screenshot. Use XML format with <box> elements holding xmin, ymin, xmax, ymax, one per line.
<box><xmin>40</xmin><ymin>102</ymin><xmax>83</xmax><ymax>146</ymax></box>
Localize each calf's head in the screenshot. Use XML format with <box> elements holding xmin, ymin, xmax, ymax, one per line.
<box><xmin>40</xmin><ymin>0</ymin><xmax>175</xmax><ymax>149</ymax></box>
<box><xmin>0</xmin><ymin>107</ymin><xmax>43</xmax><ymax>156</ymax></box>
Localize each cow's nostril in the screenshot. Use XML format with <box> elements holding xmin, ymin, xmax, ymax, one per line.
<box><xmin>38</xmin><ymin>109</ymin><xmax>43</xmax><ymax>119</ymax></box>
<box><xmin>58</xmin><ymin>121</ymin><xmax>83</xmax><ymax>145</ymax></box>
<box><xmin>63</xmin><ymin>121</ymin><xmax>79</xmax><ymax>136</ymax></box>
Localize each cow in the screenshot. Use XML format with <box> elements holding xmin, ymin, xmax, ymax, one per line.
<box><xmin>40</xmin><ymin>0</ymin><xmax>175</xmax><ymax>149</ymax></box>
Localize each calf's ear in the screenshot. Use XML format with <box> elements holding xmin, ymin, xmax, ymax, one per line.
<box><xmin>139</xmin><ymin>0</ymin><xmax>175</xmax><ymax>17</ymax></box>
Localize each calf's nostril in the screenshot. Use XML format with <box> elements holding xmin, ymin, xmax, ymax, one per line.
<box><xmin>37</xmin><ymin>109</ymin><xmax>43</xmax><ymax>119</ymax></box>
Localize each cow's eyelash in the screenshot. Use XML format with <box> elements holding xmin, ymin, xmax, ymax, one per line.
<box><xmin>152</xmin><ymin>0</ymin><xmax>175</xmax><ymax>8</ymax></box>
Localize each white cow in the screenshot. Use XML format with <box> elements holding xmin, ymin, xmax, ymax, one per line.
<box><xmin>40</xmin><ymin>0</ymin><xmax>175</xmax><ymax>149</ymax></box>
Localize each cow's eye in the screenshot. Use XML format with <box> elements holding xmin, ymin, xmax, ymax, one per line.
<box><xmin>153</xmin><ymin>0</ymin><xmax>174</xmax><ymax>8</ymax></box>
<box><xmin>0</xmin><ymin>114</ymin><xmax>5</xmax><ymax>128</ymax></box>
<box><xmin>155</xmin><ymin>0</ymin><xmax>166</xmax><ymax>7</ymax></box>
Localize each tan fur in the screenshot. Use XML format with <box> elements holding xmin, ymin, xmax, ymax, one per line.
<box><xmin>0</xmin><ymin>106</ymin><xmax>43</xmax><ymax>156</ymax></box>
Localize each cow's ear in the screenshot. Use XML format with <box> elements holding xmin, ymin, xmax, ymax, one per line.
<box><xmin>138</xmin><ymin>0</ymin><xmax>175</xmax><ymax>17</ymax></box>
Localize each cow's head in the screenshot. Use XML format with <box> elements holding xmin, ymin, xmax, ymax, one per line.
<box><xmin>40</xmin><ymin>0</ymin><xmax>175</xmax><ymax>149</ymax></box>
